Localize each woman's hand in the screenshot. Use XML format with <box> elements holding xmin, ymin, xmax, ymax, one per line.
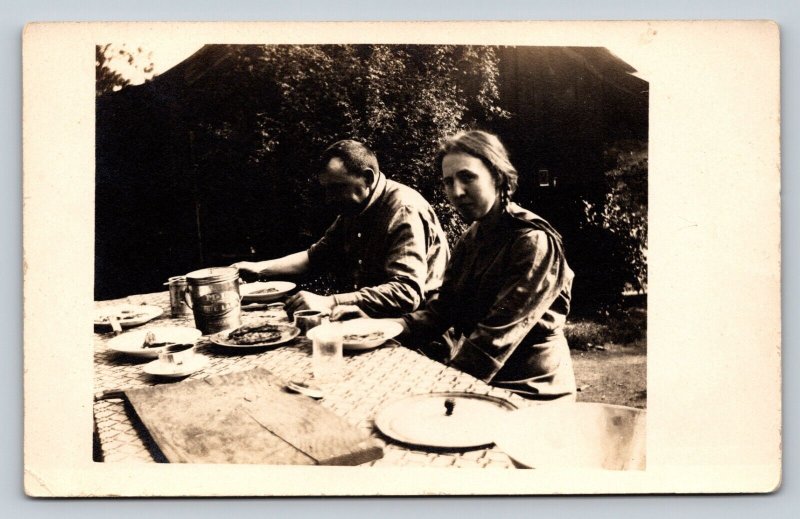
<box><xmin>330</xmin><ymin>305</ymin><xmax>368</xmax><ymax>322</ymax></box>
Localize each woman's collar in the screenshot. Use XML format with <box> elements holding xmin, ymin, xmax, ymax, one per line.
<box><xmin>474</xmin><ymin>200</ymin><xmax>507</xmax><ymax>239</ymax></box>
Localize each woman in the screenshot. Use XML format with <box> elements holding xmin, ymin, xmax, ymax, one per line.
<box><xmin>335</xmin><ymin>130</ymin><xmax>576</xmax><ymax>400</ymax></box>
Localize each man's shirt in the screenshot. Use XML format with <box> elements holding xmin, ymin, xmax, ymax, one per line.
<box><xmin>307</xmin><ymin>173</ymin><xmax>450</xmax><ymax>317</ymax></box>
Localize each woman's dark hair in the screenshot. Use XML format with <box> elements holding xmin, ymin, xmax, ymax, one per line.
<box><xmin>436</xmin><ymin>130</ymin><xmax>518</xmax><ymax>204</ymax></box>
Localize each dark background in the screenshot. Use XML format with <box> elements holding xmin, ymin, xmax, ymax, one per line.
<box><xmin>95</xmin><ymin>44</ymin><xmax>648</xmax><ymax>315</ymax></box>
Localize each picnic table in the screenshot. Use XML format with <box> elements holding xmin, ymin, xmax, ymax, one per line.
<box><xmin>93</xmin><ymin>291</ymin><xmax>531</xmax><ymax>468</ymax></box>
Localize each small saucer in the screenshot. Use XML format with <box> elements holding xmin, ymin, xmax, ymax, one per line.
<box><xmin>143</xmin><ymin>355</ymin><xmax>210</xmax><ymax>378</ymax></box>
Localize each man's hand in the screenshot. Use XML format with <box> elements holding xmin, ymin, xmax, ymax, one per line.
<box><xmin>231</xmin><ymin>261</ymin><xmax>262</xmax><ymax>282</ymax></box>
<box><xmin>286</xmin><ymin>291</ymin><xmax>335</xmax><ymax>315</ymax></box>
<box><xmin>231</xmin><ymin>261</ymin><xmax>259</xmax><ymax>273</ymax></box>
<box><xmin>330</xmin><ymin>305</ymin><xmax>368</xmax><ymax>322</ymax></box>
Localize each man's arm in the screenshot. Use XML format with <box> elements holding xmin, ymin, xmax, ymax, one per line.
<box><xmin>289</xmin><ymin>207</ymin><xmax>431</xmax><ymax>316</ymax></box>
<box><xmin>331</xmin><ymin>206</ymin><xmax>432</xmax><ymax>317</ymax></box>
<box><xmin>232</xmin><ymin>250</ymin><xmax>310</xmax><ymax>279</ymax></box>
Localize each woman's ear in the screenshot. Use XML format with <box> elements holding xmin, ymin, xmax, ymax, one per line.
<box><xmin>494</xmin><ymin>173</ymin><xmax>505</xmax><ymax>191</ymax></box>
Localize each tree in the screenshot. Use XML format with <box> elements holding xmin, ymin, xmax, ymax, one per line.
<box><xmin>96</xmin><ymin>44</ymin><xmax>155</xmax><ymax>96</ymax></box>
<box><xmin>255</xmin><ymin>44</ymin><xmax>508</xmax><ymax>244</ymax></box>
<box><xmin>96</xmin><ymin>44</ymin><xmax>648</xmax><ymax>308</ymax></box>
<box><xmin>183</xmin><ymin>44</ymin><xmax>508</xmax><ymax>259</ymax></box>
<box><xmin>581</xmin><ymin>140</ymin><xmax>648</xmax><ymax>298</ymax></box>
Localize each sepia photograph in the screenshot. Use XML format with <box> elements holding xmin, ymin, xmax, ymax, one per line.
<box><xmin>23</xmin><ymin>20</ymin><xmax>780</xmax><ymax>496</ymax></box>
<box><xmin>93</xmin><ymin>42</ymin><xmax>648</xmax><ymax>468</ymax></box>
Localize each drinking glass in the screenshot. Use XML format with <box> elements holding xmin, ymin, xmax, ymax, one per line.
<box><xmin>311</xmin><ymin>324</ymin><xmax>344</xmax><ymax>383</ymax></box>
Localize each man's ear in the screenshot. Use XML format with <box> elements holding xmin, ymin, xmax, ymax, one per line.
<box><xmin>361</xmin><ymin>167</ymin><xmax>376</xmax><ymax>187</ymax></box>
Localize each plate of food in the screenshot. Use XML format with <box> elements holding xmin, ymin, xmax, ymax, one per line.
<box><xmin>210</xmin><ymin>321</ymin><xmax>300</xmax><ymax>348</ymax></box>
<box><xmin>308</xmin><ymin>318</ymin><xmax>403</xmax><ymax>351</ymax></box>
<box><xmin>239</xmin><ymin>281</ymin><xmax>296</xmax><ymax>303</ymax></box>
<box><xmin>105</xmin><ymin>326</ymin><xmax>202</xmax><ymax>358</ymax></box>
<box><xmin>94</xmin><ymin>304</ymin><xmax>164</xmax><ymax>330</ymax></box>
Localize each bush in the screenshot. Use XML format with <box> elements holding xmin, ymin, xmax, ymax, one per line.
<box><xmin>581</xmin><ymin>140</ymin><xmax>648</xmax><ymax>294</ymax></box>
<box><xmin>188</xmin><ymin>44</ymin><xmax>507</xmax><ymax>254</ymax></box>
<box><xmin>566</xmin><ymin>304</ymin><xmax>647</xmax><ymax>349</ymax></box>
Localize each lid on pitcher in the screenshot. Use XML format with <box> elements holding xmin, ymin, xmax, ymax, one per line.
<box><xmin>185</xmin><ymin>267</ymin><xmax>239</xmax><ymax>285</ymax></box>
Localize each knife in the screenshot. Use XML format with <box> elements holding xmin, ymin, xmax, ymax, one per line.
<box><xmin>94</xmin><ymin>389</ymin><xmax>126</xmax><ymax>401</ymax></box>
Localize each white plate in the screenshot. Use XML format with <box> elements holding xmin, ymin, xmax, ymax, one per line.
<box><xmin>374</xmin><ymin>392</ymin><xmax>517</xmax><ymax>449</ymax></box>
<box><xmin>106</xmin><ymin>326</ymin><xmax>202</xmax><ymax>358</ymax></box>
<box><xmin>493</xmin><ymin>403</ymin><xmax>647</xmax><ymax>470</ymax></box>
<box><xmin>307</xmin><ymin>318</ymin><xmax>403</xmax><ymax>351</ymax></box>
<box><xmin>209</xmin><ymin>323</ymin><xmax>300</xmax><ymax>348</ymax></box>
<box><xmin>143</xmin><ymin>355</ymin><xmax>210</xmax><ymax>378</ymax></box>
<box><xmin>94</xmin><ymin>304</ymin><xmax>164</xmax><ymax>329</ymax></box>
<box><xmin>239</xmin><ymin>281</ymin><xmax>296</xmax><ymax>303</ymax></box>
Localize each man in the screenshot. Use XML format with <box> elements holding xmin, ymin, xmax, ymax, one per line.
<box><xmin>233</xmin><ymin>140</ymin><xmax>449</xmax><ymax>317</ymax></box>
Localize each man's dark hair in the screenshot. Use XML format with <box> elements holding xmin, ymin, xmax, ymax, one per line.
<box><xmin>320</xmin><ymin>140</ymin><xmax>380</xmax><ymax>179</ymax></box>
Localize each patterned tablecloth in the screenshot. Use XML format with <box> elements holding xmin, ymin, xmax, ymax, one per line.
<box><xmin>94</xmin><ymin>291</ymin><xmax>529</xmax><ymax>468</ymax></box>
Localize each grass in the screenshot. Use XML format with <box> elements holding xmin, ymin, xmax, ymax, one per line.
<box><xmin>566</xmin><ymin>304</ymin><xmax>647</xmax><ymax>409</ymax></box>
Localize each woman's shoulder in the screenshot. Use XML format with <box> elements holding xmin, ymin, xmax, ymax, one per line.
<box><xmin>503</xmin><ymin>204</ymin><xmax>550</xmax><ymax>236</ymax></box>
<box><xmin>502</xmin><ymin>204</ymin><xmax>560</xmax><ymax>252</ymax></box>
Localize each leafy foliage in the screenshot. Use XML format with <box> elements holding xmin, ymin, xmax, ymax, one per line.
<box><xmin>96</xmin><ymin>44</ymin><xmax>155</xmax><ymax>96</ymax></box>
<box><xmin>96</xmin><ymin>44</ymin><xmax>648</xmax><ymax>312</ymax></box>
<box><xmin>581</xmin><ymin>140</ymin><xmax>648</xmax><ymax>294</ymax></box>
<box><xmin>185</xmin><ymin>45</ymin><xmax>508</xmax><ymax>255</ymax></box>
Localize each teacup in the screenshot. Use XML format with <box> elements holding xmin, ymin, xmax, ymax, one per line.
<box><xmin>158</xmin><ymin>343</ymin><xmax>195</xmax><ymax>366</ymax></box>
<box><xmin>294</xmin><ymin>310</ymin><xmax>325</xmax><ymax>335</ymax></box>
